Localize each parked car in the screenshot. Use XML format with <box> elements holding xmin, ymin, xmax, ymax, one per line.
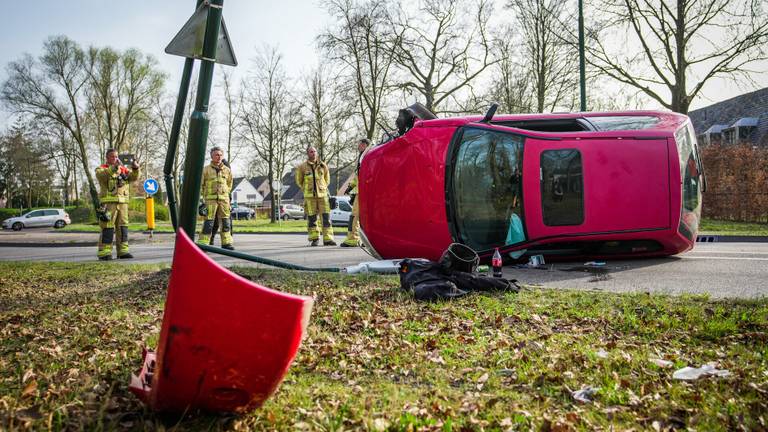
<box><xmin>231</xmin><ymin>206</ymin><xmax>255</xmax><ymax>220</ymax></box>
<box><xmin>330</xmin><ymin>196</ymin><xmax>352</xmax><ymax>226</ymax></box>
<box><xmin>280</xmin><ymin>204</ymin><xmax>305</xmax><ymax>220</ymax></box>
<box><xmin>2</xmin><ymin>209</ymin><xmax>71</xmax><ymax>231</ymax></box>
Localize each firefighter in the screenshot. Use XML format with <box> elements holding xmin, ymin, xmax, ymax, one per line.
<box><xmin>95</xmin><ymin>148</ymin><xmax>140</xmax><ymax>260</ymax></box>
<box><xmin>341</xmin><ymin>138</ymin><xmax>371</xmax><ymax>247</ymax></box>
<box><xmin>197</xmin><ymin>146</ymin><xmax>235</xmax><ymax>250</ymax></box>
<box><xmin>296</xmin><ymin>146</ymin><xmax>335</xmax><ymax>246</ymax></box>
<box><xmin>208</xmin><ymin>158</ymin><xmax>232</xmax><ymax>246</ymax></box>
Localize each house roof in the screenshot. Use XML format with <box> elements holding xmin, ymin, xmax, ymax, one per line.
<box><xmin>249</xmin><ymin>176</ymin><xmax>267</xmax><ymax>189</ymax></box>
<box><xmin>689</xmin><ymin>87</ymin><xmax>768</xmax><ymax>145</ymax></box>
<box><xmin>703</xmin><ymin>124</ymin><xmax>728</xmax><ymax>134</ymax></box>
<box><xmin>729</xmin><ymin>117</ymin><xmax>759</xmax><ymax>128</ymax></box>
<box><xmin>281</xmin><ymin>183</ymin><xmax>303</xmax><ymax>201</ymax></box>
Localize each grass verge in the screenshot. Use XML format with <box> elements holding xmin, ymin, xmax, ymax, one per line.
<box><xmin>1</xmin><ymin>262</ymin><xmax>766</xmax><ymax>430</ymax></box>
<box><xmin>700</xmin><ymin>219</ymin><xmax>768</xmax><ymax>236</ymax></box>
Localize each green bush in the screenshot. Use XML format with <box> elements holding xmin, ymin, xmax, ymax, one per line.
<box><xmin>0</xmin><ymin>208</ymin><xmax>24</xmax><ymax>222</ymax></box>
<box><xmin>68</xmin><ymin>207</ymin><xmax>96</xmax><ymax>224</ymax></box>
<box><xmin>128</xmin><ymin>197</ymin><xmax>170</xmax><ymax>222</ymax></box>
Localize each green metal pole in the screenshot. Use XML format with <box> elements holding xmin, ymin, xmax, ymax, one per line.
<box><xmin>164</xmin><ymin>58</ymin><xmax>193</xmax><ymax>231</ymax></box>
<box><xmin>178</xmin><ymin>0</ymin><xmax>224</xmax><ymax>239</ymax></box>
<box><xmin>164</xmin><ymin>0</ymin><xmax>205</xmax><ymax>232</ymax></box>
<box><xmin>198</xmin><ymin>244</ymin><xmax>340</xmax><ymax>272</ymax></box>
<box><xmin>578</xmin><ymin>0</ymin><xmax>587</xmax><ymax>111</ymax></box>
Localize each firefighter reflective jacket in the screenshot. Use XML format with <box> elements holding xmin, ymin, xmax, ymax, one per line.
<box><xmin>296</xmin><ymin>160</ymin><xmax>330</xmax><ymax>198</ymax></box>
<box><xmin>347</xmin><ymin>146</ymin><xmax>372</xmax><ymax>195</ymax></box>
<box><xmin>96</xmin><ymin>164</ymin><xmax>139</xmax><ymax>204</ymax></box>
<box><xmin>202</xmin><ymin>163</ymin><xmax>233</xmax><ymax>201</ymax></box>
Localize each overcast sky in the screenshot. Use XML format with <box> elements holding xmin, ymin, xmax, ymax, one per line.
<box><xmin>0</xmin><ymin>0</ymin><xmax>766</xmax><ymax>127</ymax></box>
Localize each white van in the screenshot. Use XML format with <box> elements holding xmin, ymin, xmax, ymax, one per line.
<box><xmin>329</xmin><ymin>196</ymin><xmax>353</xmax><ymax>226</ymax></box>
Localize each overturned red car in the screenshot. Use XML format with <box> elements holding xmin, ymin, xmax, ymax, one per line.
<box><xmin>358</xmin><ymin>105</ymin><xmax>704</xmax><ymax>262</ymax></box>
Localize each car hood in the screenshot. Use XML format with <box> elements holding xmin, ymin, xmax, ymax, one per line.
<box><xmin>3</xmin><ymin>217</ymin><xmax>22</xmax><ymax>225</ymax></box>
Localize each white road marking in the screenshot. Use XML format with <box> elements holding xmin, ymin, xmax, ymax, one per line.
<box><xmin>683</xmin><ymin>256</ymin><xmax>768</xmax><ymax>261</ymax></box>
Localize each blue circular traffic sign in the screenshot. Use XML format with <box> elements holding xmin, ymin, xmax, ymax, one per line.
<box><xmin>143</xmin><ymin>179</ymin><xmax>159</xmax><ymax>195</ymax></box>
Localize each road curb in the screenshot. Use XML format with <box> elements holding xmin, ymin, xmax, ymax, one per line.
<box><xmin>696</xmin><ymin>235</ymin><xmax>768</xmax><ymax>243</ymax></box>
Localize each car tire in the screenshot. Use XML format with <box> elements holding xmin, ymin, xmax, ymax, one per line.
<box><xmin>281</xmin><ymin>214</ymin><xmax>289</xmax><ymax>221</ymax></box>
<box><xmin>12</xmin><ymin>222</ymin><xmax>23</xmax><ymax>231</ymax></box>
<box><xmin>54</xmin><ymin>220</ymin><xmax>66</xmax><ymax>229</ymax></box>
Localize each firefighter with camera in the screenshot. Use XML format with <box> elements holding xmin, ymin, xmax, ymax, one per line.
<box><xmin>341</xmin><ymin>138</ymin><xmax>370</xmax><ymax>247</ymax></box>
<box><xmin>296</xmin><ymin>146</ymin><xmax>335</xmax><ymax>246</ymax></box>
<box><xmin>95</xmin><ymin>148</ymin><xmax>140</xmax><ymax>260</ymax></box>
<box><xmin>197</xmin><ymin>146</ymin><xmax>235</xmax><ymax>250</ymax></box>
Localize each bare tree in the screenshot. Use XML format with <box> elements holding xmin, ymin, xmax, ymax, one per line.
<box><xmin>485</xmin><ymin>33</ymin><xmax>535</xmax><ymax>114</ymax></box>
<box><xmin>586</xmin><ymin>0</ymin><xmax>768</xmax><ymax>114</ymax></box>
<box><xmin>1</xmin><ymin>36</ymin><xmax>100</xmax><ymax>208</ymax></box>
<box><xmin>1</xmin><ymin>124</ymin><xmax>54</xmax><ymax>209</ymax></box>
<box><xmin>300</xmin><ymin>65</ymin><xmax>356</xmax><ymax>166</ymax></box>
<box><xmin>507</xmin><ymin>0</ymin><xmax>579</xmax><ymax>113</ymax></box>
<box><xmin>389</xmin><ymin>0</ymin><xmax>495</xmax><ymax>113</ymax></box>
<box><xmin>319</xmin><ymin>0</ymin><xmax>398</xmax><ymax>140</ymax></box>
<box><xmin>238</xmin><ymin>47</ymin><xmax>302</xmax><ymax>222</ymax></box>
<box><xmin>217</xmin><ymin>68</ymin><xmax>243</xmax><ymax>164</ymax></box>
<box><xmin>149</xmin><ymin>83</ymin><xmax>197</xmax><ymax>203</ymax></box>
<box><xmin>38</xmin><ymin>123</ymin><xmax>80</xmax><ymax>205</ymax></box>
<box><xmin>84</xmin><ymin>47</ymin><xmax>166</xmax><ymax>157</ymax></box>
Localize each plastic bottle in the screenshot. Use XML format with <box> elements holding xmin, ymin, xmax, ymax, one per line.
<box><xmin>492</xmin><ymin>248</ymin><xmax>503</xmax><ymax>278</ymax></box>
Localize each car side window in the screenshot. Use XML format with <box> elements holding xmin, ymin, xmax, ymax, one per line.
<box><xmin>28</xmin><ymin>211</ymin><xmax>45</xmax><ymax>218</ymax></box>
<box><xmin>339</xmin><ymin>201</ymin><xmax>352</xmax><ymax>212</ymax></box>
<box><xmin>540</xmin><ymin>149</ymin><xmax>584</xmax><ymax>226</ymax></box>
<box><xmin>44</xmin><ymin>210</ymin><xmax>59</xmax><ymax>216</ymax></box>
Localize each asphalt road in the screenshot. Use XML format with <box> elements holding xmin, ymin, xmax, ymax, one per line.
<box><xmin>1</xmin><ymin>230</ymin><xmax>766</xmax><ymax>299</ymax></box>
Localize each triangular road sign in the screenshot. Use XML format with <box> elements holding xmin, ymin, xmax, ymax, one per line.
<box><xmin>165</xmin><ymin>3</ymin><xmax>238</xmax><ymax>66</ymax></box>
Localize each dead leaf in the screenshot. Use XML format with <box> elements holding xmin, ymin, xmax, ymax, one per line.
<box><xmin>650</xmin><ymin>358</ymin><xmax>673</xmax><ymax>368</ymax></box>
<box><xmin>22</xmin><ymin>369</ymin><xmax>35</xmax><ymax>383</ymax></box>
<box><xmin>22</xmin><ymin>380</ymin><xmax>38</xmax><ymax>398</ymax></box>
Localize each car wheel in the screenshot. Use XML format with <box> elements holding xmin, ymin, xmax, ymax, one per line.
<box><xmin>54</xmin><ymin>220</ymin><xmax>66</xmax><ymax>229</ymax></box>
<box><xmin>281</xmin><ymin>214</ymin><xmax>289</xmax><ymax>221</ymax></box>
<box><xmin>12</xmin><ymin>222</ymin><xmax>23</xmax><ymax>231</ymax></box>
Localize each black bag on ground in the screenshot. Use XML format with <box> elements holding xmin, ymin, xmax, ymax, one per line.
<box><xmin>399</xmin><ymin>257</ymin><xmax>519</xmax><ymax>302</ymax></box>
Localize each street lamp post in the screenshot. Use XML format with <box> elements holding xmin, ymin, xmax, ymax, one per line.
<box><xmin>578</xmin><ymin>0</ymin><xmax>587</xmax><ymax>111</ymax></box>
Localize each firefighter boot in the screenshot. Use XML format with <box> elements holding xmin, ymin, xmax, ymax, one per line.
<box><xmin>341</xmin><ymin>214</ymin><xmax>358</xmax><ymax>247</ymax></box>
<box><xmin>117</xmin><ymin>226</ymin><xmax>133</xmax><ymax>259</ymax></box>
<box><xmin>198</xmin><ymin>219</ymin><xmax>214</xmax><ymax>245</ymax></box>
<box><xmin>321</xmin><ymin>213</ymin><xmax>336</xmax><ymax>246</ymax></box>
<box><xmin>220</xmin><ymin>218</ymin><xmax>234</xmax><ymax>250</ymax></box>
<box><xmin>98</xmin><ymin>228</ymin><xmax>114</xmax><ymax>260</ymax></box>
<box><xmin>307</xmin><ymin>214</ymin><xmax>320</xmax><ymax>246</ymax></box>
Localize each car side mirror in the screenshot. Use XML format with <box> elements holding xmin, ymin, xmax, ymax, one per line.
<box><xmin>26</xmin><ymin>215</ymin><xmax>32</xmax><ymax>218</ymax></box>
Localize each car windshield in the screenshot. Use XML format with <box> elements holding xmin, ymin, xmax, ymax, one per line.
<box><xmin>451</xmin><ymin>127</ymin><xmax>525</xmax><ymax>251</ymax></box>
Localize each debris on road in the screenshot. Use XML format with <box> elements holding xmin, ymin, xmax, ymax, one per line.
<box><xmin>343</xmin><ymin>259</ymin><xmax>403</xmax><ymax>274</ymax></box>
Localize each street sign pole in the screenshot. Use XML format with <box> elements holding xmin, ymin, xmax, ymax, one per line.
<box><xmin>163</xmin><ymin>0</ymin><xmax>203</xmax><ymax>232</ymax></box>
<box><xmin>178</xmin><ymin>0</ymin><xmax>225</xmax><ymax>239</ymax></box>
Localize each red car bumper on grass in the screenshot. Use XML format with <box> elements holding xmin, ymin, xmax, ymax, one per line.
<box><xmin>129</xmin><ymin>230</ymin><xmax>313</xmax><ymax>413</ymax></box>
